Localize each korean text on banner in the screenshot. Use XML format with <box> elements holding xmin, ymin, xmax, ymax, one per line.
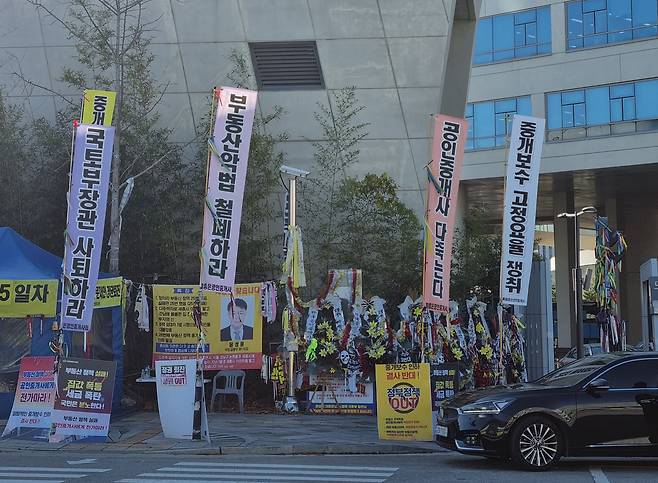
<box><xmin>0</xmin><ymin>280</ymin><xmax>58</xmax><ymax>317</ymax></box>
<box><xmin>375</xmin><ymin>363</ymin><xmax>433</xmax><ymax>441</ymax></box>
<box><xmin>423</xmin><ymin>115</ymin><xmax>468</xmax><ymax>312</ymax></box>
<box><xmin>61</xmin><ymin>125</ymin><xmax>114</xmax><ymax>332</ymax></box>
<box><xmin>94</xmin><ymin>277</ymin><xmax>122</xmax><ymax>308</ymax></box>
<box><xmin>155</xmin><ymin>359</ymin><xmax>196</xmax><ymax>439</ymax></box>
<box><xmin>200</xmin><ymin>87</ymin><xmax>257</xmax><ymax>294</ymax></box>
<box><xmin>49</xmin><ymin>358</ymin><xmax>116</xmax><ymax>442</ymax></box>
<box><xmin>499</xmin><ymin>115</ymin><xmax>545</xmax><ymax>306</ymax></box>
<box><xmin>152</xmin><ymin>283</ymin><xmax>263</xmax><ymax>370</ymax></box>
<box><xmin>82</xmin><ymin>89</ymin><xmax>116</xmax><ymax>126</ymax></box>
<box><xmin>2</xmin><ymin>356</ymin><xmax>56</xmax><ymax>438</ymax></box>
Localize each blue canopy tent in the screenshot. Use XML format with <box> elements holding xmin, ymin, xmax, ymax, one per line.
<box><xmin>0</xmin><ymin>227</ymin><xmax>123</xmax><ymax>417</ymax></box>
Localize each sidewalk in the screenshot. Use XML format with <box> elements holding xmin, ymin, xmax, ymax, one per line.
<box><xmin>0</xmin><ymin>411</ymin><xmax>444</xmax><ymax>456</ymax></box>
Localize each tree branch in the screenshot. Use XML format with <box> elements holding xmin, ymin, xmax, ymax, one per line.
<box><xmin>10</xmin><ymin>71</ymin><xmax>76</xmax><ymax>107</ymax></box>
<box><xmin>120</xmin><ymin>131</ymin><xmax>204</xmax><ymax>187</ymax></box>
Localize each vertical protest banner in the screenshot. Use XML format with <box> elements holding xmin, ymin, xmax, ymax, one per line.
<box><xmin>375</xmin><ymin>363</ymin><xmax>433</xmax><ymax>441</ymax></box>
<box><xmin>61</xmin><ymin>124</ymin><xmax>114</xmax><ymax>331</ymax></box>
<box><xmin>499</xmin><ymin>115</ymin><xmax>545</xmax><ymax>306</ymax></box>
<box><xmin>200</xmin><ymin>87</ymin><xmax>258</xmax><ymax>294</ymax></box>
<box><xmin>49</xmin><ymin>358</ymin><xmax>116</xmax><ymax>442</ymax></box>
<box><xmin>2</xmin><ymin>356</ymin><xmax>55</xmax><ymax>439</ymax></box>
<box><xmin>81</xmin><ymin>89</ymin><xmax>116</xmax><ymax>126</ymax></box>
<box><xmin>423</xmin><ymin>115</ymin><xmax>468</xmax><ymax>312</ymax></box>
<box><xmin>152</xmin><ymin>283</ymin><xmax>262</xmax><ymax>370</ymax></box>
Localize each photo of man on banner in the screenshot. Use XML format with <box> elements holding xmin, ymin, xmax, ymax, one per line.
<box><xmin>220</xmin><ymin>298</ymin><xmax>254</xmax><ymax>341</ymax></box>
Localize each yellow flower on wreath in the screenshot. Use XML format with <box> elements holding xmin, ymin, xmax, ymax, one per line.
<box><xmin>452</xmin><ymin>346</ymin><xmax>463</xmax><ymax>360</ymax></box>
<box><xmin>479</xmin><ymin>344</ymin><xmax>493</xmax><ymax>361</ymax></box>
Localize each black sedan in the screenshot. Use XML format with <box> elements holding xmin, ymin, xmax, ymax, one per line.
<box><xmin>436</xmin><ymin>352</ymin><xmax>658</xmax><ymax>470</ymax></box>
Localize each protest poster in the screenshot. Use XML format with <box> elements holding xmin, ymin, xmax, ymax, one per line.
<box><xmin>0</xmin><ymin>280</ymin><xmax>58</xmax><ymax>317</ymax></box>
<box><xmin>375</xmin><ymin>363</ymin><xmax>433</xmax><ymax>441</ymax></box>
<box><xmin>307</xmin><ymin>374</ymin><xmax>374</xmax><ymax>415</ymax></box>
<box><xmin>423</xmin><ymin>115</ymin><xmax>468</xmax><ymax>312</ymax></box>
<box><xmin>81</xmin><ymin>89</ymin><xmax>116</xmax><ymax>126</ymax></box>
<box><xmin>94</xmin><ymin>277</ymin><xmax>122</xmax><ymax>308</ymax></box>
<box><xmin>430</xmin><ymin>362</ymin><xmax>460</xmax><ymax>411</ymax></box>
<box><xmin>152</xmin><ymin>283</ymin><xmax>262</xmax><ymax>370</ymax></box>
<box><xmin>61</xmin><ymin>124</ymin><xmax>115</xmax><ymax>331</ymax></box>
<box><xmin>200</xmin><ymin>87</ymin><xmax>258</xmax><ymax>295</ymax></box>
<box><xmin>1</xmin><ymin>356</ymin><xmax>55</xmax><ymax>439</ymax></box>
<box><xmin>49</xmin><ymin>358</ymin><xmax>116</xmax><ymax>442</ymax></box>
<box><xmin>500</xmin><ymin>115</ymin><xmax>545</xmax><ymax>306</ymax></box>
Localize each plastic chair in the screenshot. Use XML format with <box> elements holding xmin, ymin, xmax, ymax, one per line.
<box><xmin>211</xmin><ymin>370</ymin><xmax>245</xmax><ymax>413</ymax></box>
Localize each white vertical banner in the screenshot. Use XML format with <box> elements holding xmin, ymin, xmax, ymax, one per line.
<box><xmin>200</xmin><ymin>87</ymin><xmax>258</xmax><ymax>294</ymax></box>
<box><xmin>500</xmin><ymin>115</ymin><xmax>546</xmax><ymax>306</ymax></box>
<box><xmin>62</xmin><ymin>124</ymin><xmax>114</xmax><ymax>331</ymax></box>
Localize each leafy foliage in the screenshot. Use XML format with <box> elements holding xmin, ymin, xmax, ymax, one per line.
<box><xmin>332</xmin><ymin>174</ymin><xmax>422</xmax><ymax>302</ymax></box>
<box><xmin>299</xmin><ymin>88</ymin><xmax>422</xmax><ymax>301</ymax></box>
<box><xmin>450</xmin><ymin>208</ymin><xmax>502</xmax><ymax>301</ymax></box>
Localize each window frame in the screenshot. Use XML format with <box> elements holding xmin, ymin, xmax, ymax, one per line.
<box><xmin>565</xmin><ymin>0</ymin><xmax>658</xmax><ymax>51</ymax></box>
<box><xmin>545</xmin><ymin>77</ymin><xmax>658</xmax><ymax>141</ymax></box>
<box><xmin>473</xmin><ymin>5</ymin><xmax>553</xmax><ymax>65</ymax></box>
<box><xmin>587</xmin><ymin>357</ymin><xmax>658</xmax><ymax>390</ymax></box>
<box><xmin>465</xmin><ymin>95</ymin><xmax>533</xmax><ymax>151</ymax></box>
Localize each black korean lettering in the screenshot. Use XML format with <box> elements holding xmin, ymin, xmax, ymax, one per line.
<box><xmin>14</xmin><ymin>283</ymin><xmax>31</xmax><ymax>303</ymax></box>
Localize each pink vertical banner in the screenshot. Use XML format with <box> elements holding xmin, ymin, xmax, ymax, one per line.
<box><xmin>200</xmin><ymin>87</ymin><xmax>257</xmax><ymax>294</ymax></box>
<box><xmin>423</xmin><ymin>115</ymin><xmax>468</xmax><ymax>312</ymax></box>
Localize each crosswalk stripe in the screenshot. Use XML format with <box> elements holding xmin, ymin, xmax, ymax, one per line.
<box><xmin>174</xmin><ymin>463</ymin><xmax>399</xmax><ymax>472</ymax></box>
<box><xmin>135</xmin><ymin>473</ymin><xmax>387</xmax><ymax>482</ymax></box>
<box><xmin>0</xmin><ymin>473</ymin><xmax>86</xmax><ymax>479</ymax></box>
<box><xmin>0</xmin><ymin>480</ymin><xmax>64</xmax><ymax>483</ymax></box>
<box><xmin>118</xmin><ymin>480</ymin><xmax>252</xmax><ymax>483</ymax></box>
<box><xmin>156</xmin><ymin>467</ymin><xmax>394</xmax><ymax>477</ymax></box>
<box><xmin>0</xmin><ymin>468</ymin><xmax>110</xmax><ymax>473</ymax></box>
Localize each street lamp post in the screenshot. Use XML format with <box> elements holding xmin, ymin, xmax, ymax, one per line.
<box><xmin>279</xmin><ymin>165</ymin><xmax>310</xmax><ymax>413</ymax></box>
<box><xmin>557</xmin><ymin>206</ymin><xmax>597</xmax><ymax>359</ymax></box>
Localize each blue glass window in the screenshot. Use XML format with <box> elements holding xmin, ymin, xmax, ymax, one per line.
<box><xmin>474</xmin><ymin>6</ymin><xmax>552</xmax><ymax>64</ymax></box>
<box><xmin>546</xmin><ymin>78</ymin><xmax>658</xmax><ymax>132</ymax></box>
<box><xmin>465</xmin><ymin>96</ymin><xmax>532</xmax><ymax>150</ymax></box>
<box><xmin>567</xmin><ymin>0</ymin><xmax>658</xmax><ymax>49</ymax></box>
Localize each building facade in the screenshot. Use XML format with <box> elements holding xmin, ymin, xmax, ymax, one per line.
<box><xmin>0</xmin><ymin>0</ymin><xmax>479</xmax><ymax>218</ymax></box>
<box><xmin>463</xmin><ymin>0</ymin><xmax>658</xmax><ymax>350</ymax></box>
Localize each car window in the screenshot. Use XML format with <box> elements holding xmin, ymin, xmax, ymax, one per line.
<box><xmin>590</xmin><ymin>345</ymin><xmax>602</xmax><ymax>355</ymax></box>
<box><xmin>537</xmin><ymin>354</ymin><xmax>621</xmax><ymax>386</ymax></box>
<box><xmin>602</xmin><ymin>359</ymin><xmax>658</xmax><ymax>389</ymax></box>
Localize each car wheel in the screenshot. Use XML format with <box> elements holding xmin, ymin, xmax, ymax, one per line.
<box><xmin>510</xmin><ymin>416</ymin><xmax>563</xmax><ymax>471</ymax></box>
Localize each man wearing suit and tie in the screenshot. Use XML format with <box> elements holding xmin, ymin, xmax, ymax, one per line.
<box><xmin>220</xmin><ymin>298</ymin><xmax>253</xmax><ymax>341</ymax></box>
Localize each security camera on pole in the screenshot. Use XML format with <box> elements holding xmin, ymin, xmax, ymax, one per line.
<box><xmin>279</xmin><ymin>165</ymin><xmax>309</xmax><ymax>413</ymax></box>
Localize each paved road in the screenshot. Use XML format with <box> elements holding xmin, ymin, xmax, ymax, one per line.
<box><xmin>0</xmin><ymin>451</ymin><xmax>656</xmax><ymax>482</ymax></box>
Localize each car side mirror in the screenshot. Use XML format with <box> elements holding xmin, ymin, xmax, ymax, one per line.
<box><xmin>587</xmin><ymin>378</ymin><xmax>610</xmax><ymax>393</ymax></box>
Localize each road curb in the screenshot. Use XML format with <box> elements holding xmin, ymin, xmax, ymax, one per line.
<box><xmin>0</xmin><ymin>443</ymin><xmax>446</xmax><ymax>456</ymax></box>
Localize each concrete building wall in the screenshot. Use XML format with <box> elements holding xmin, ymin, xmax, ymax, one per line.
<box><xmin>0</xmin><ymin>0</ymin><xmax>480</xmax><ymax>220</ymax></box>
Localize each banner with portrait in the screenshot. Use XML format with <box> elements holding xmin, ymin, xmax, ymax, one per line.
<box><xmin>152</xmin><ymin>283</ymin><xmax>262</xmax><ymax>370</ymax></box>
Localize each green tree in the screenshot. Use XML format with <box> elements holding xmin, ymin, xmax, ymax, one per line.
<box><xmin>450</xmin><ymin>208</ymin><xmax>502</xmax><ymax>301</ymax></box>
<box><xmin>299</xmin><ymin>88</ymin><xmax>422</xmax><ymax>301</ymax></box>
<box><xmin>24</xmin><ymin>0</ymin><xmax>202</xmax><ymax>281</ymax></box>
<box><xmin>332</xmin><ymin>174</ymin><xmax>422</xmax><ymax>302</ymax></box>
